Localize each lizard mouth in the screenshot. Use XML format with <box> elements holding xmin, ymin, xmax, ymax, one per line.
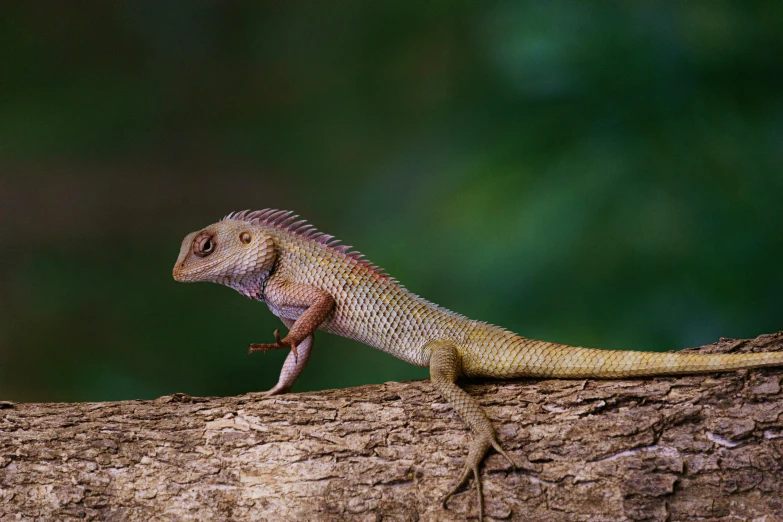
<box><xmin>172</xmin><ymin>260</ymin><xmax>214</xmax><ymax>283</ymax></box>
<box><xmin>172</xmin><ymin>255</ymin><xmax>234</xmax><ymax>284</ymax></box>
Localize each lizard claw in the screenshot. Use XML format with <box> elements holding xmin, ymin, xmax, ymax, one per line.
<box><xmin>441</xmin><ymin>462</ymin><xmax>482</xmax><ymax>519</ymax></box>
<box><xmin>248</xmin><ymin>329</ymin><xmax>299</xmax><ymax>361</ymax></box>
<box><xmin>441</xmin><ymin>434</ymin><xmax>516</xmax><ymax>520</ymax></box>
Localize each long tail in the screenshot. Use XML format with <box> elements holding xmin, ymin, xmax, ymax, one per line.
<box><xmin>499</xmin><ymin>339</ymin><xmax>783</xmax><ymax>379</ymax></box>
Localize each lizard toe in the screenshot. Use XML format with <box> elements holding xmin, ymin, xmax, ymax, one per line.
<box><xmin>248</xmin><ymin>343</ymin><xmax>280</xmax><ymax>354</ymax></box>
<box><xmin>441</xmin><ymin>435</ymin><xmax>491</xmax><ymax>519</ymax></box>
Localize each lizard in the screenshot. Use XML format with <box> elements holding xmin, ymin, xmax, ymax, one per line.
<box><xmin>172</xmin><ymin>209</ymin><xmax>783</xmax><ymax>519</ymax></box>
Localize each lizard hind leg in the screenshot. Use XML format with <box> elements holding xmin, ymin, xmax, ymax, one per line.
<box><xmin>427</xmin><ymin>340</ymin><xmax>517</xmax><ymax>520</ymax></box>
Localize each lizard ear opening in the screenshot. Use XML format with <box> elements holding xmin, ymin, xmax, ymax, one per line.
<box><xmin>240</xmin><ymin>232</ymin><xmax>252</xmax><ymax>245</ymax></box>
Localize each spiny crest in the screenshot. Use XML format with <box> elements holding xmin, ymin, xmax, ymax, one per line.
<box><xmin>223</xmin><ymin>209</ymin><xmax>396</xmax><ymax>282</ymax></box>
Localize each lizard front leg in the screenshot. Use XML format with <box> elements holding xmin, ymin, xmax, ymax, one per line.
<box><xmin>260</xmin><ymin>318</ymin><xmax>314</xmax><ymax>396</ymax></box>
<box><xmin>249</xmin><ymin>279</ymin><xmax>334</xmax><ymax>360</ymax></box>
<box><xmin>428</xmin><ymin>340</ymin><xmax>516</xmax><ymax>520</ymax></box>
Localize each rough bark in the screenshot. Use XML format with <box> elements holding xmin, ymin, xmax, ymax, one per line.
<box><xmin>2</xmin><ymin>333</ymin><xmax>783</xmax><ymax>521</ymax></box>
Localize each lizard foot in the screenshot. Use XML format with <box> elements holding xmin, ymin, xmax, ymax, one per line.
<box><xmin>441</xmin><ymin>434</ymin><xmax>516</xmax><ymax>520</ymax></box>
<box><xmin>248</xmin><ymin>329</ymin><xmax>299</xmax><ymax>361</ymax></box>
<box><xmin>260</xmin><ymin>384</ymin><xmax>292</xmax><ymax>396</ymax></box>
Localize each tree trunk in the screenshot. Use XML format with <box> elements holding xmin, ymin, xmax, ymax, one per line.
<box><xmin>2</xmin><ymin>333</ymin><xmax>783</xmax><ymax>521</ymax></box>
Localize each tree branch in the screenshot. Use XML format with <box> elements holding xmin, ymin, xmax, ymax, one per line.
<box><xmin>2</xmin><ymin>333</ymin><xmax>783</xmax><ymax>520</ymax></box>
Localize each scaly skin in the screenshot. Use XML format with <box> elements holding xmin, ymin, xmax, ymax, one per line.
<box><xmin>173</xmin><ymin>209</ymin><xmax>783</xmax><ymax>520</ymax></box>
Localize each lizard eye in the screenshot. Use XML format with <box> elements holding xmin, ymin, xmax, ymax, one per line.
<box><xmin>240</xmin><ymin>232</ymin><xmax>252</xmax><ymax>244</ymax></box>
<box><xmin>193</xmin><ymin>232</ymin><xmax>215</xmax><ymax>257</ymax></box>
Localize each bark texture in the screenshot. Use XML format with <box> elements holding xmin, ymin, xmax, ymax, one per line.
<box><xmin>2</xmin><ymin>333</ymin><xmax>783</xmax><ymax>521</ymax></box>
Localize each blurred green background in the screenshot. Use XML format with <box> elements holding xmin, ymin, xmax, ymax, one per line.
<box><xmin>1</xmin><ymin>2</ymin><xmax>781</xmax><ymax>403</ymax></box>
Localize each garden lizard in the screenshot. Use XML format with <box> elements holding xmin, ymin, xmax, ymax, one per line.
<box><xmin>173</xmin><ymin>209</ymin><xmax>783</xmax><ymax>519</ymax></box>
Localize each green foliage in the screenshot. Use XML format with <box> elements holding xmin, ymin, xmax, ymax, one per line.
<box><xmin>1</xmin><ymin>2</ymin><xmax>781</xmax><ymax>401</ymax></box>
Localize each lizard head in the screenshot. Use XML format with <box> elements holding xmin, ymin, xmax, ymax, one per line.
<box><xmin>173</xmin><ymin>219</ymin><xmax>277</xmax><ymax>299</ymax></box>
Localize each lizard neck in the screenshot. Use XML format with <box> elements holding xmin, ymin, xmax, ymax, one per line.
<box><xmin>224</xmin><ymin>259</ymin><xmax>277</xmax><ymax>302</ymax></box>
<box><xmin>225</xmin><ymin>273</ymin><xmax>264</xmax><ymax>300</ymax></box>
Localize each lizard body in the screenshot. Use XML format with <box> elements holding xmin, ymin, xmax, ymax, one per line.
<box><xmin>173</xmin><ymin>209</ymin><xmax>783</xmax><ymax>519</ymax></box>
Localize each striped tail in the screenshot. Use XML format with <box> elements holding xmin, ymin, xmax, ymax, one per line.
<box><xmin>509</xmin><ymin>342</ymin><xmax>783</xmax><ymax>379</ymax></box>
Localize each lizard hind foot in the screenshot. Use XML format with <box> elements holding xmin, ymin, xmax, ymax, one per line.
<box><xmin>441</xmin><ymin>462</ymin><xmax>483</xmax><ymax>520</ymax></box>
<box><xmin>441</xmin><ymin>434</ymin><xmax>517</xmax><ymax>520</ymax></box>
<box><xmin>441</xmin><ymin>436</ymin><xmax>491</xmax><ymax>520</ymax></box>
<box><xmin>490</xmin><ymin>439</ymin><xmax>518</xmax><ymax>471</ymax></box>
